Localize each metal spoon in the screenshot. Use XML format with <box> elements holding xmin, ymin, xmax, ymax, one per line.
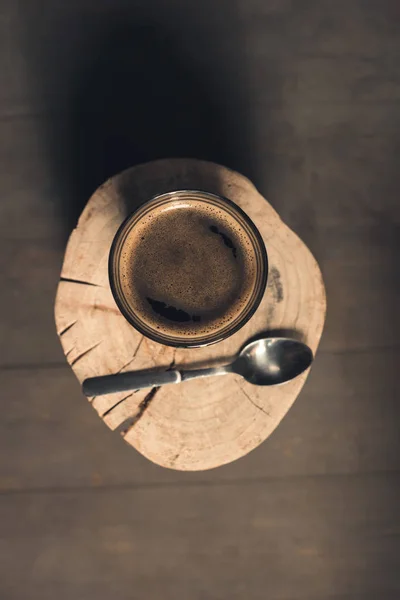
<box><xmin>82</xmin><ymin>337</ymin><xmax>313</xmax><ymax>397</ymax></box>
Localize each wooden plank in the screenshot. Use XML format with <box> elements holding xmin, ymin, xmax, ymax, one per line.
<box><xmin>1</xmin><ymin>105</ymin><xmax>399</xmax><ymax>245</ymax></box>
<box><xmin>0</xmin><ymin>2</ymin><xmax>399</xmax><ymax>148</ymax></box>
<box><xmin>256</xmin><ymin>103</ymin><xmax>400</xmax><ymax>228</ymax></box>
<box><xmin>0</xmin><ymin>117</ymin><xmax>67</xmax><ymax>241</ymax></box>
<box><xmin>238</xmin><ymin>0</ymin><xmax>400</xmax><ymax>60</ymax></box>
<box><xmin>0</xmin><ymin>349</ymin><xmax>398</xmax><ymax>491</ymax></box>
<box><xmin>0</xmin><ymin>474</ymin><xmax>399</xmax><ymax>600</ymax></box>
<box><xmin>0</xmin><ymin>239</ymin><xmax>65</xmax><ymax>366</ymax></box>
<box><xmin>1</xmin><ymin>1</ymin><xmax>398</xmax><ymax>114</ymax></box>
<box><xmin>0</xmin><ymin>233</ymin><xmax>397</xmax><ymax>366</ymax></box>
<box><xmin>1</xmin><ymin>104</ymin><xmax>400</xmax><ymax>240</ymax></box>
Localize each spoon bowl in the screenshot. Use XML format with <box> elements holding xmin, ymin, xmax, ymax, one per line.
<box><xmin>233</xmin><ymin>338</ymin><xmax>314</xmax><ymax>385</ymax></box>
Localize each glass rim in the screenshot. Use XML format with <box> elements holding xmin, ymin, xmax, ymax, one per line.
<box><xmin>109</xmin><ymin>190</ymin><xmax>268</xmax><ymax>348</ymax></box>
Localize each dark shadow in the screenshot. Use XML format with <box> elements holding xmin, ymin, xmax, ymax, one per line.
<box><xmin>21</xmin><ymin>5</ymin><xmax>258</xmax><ymax>238</ymax></box>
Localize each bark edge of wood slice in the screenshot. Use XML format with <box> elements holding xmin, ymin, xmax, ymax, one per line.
<box><xmin>55</xmin><ymin>159</ymin><xmax>326</xmax><ymax>471</ymax></box>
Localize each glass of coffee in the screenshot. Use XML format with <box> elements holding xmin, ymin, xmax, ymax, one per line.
<box><xmin>109</xmin><ymin>190</ymin><xmax>268</xmax><ymax>347</ymax></box>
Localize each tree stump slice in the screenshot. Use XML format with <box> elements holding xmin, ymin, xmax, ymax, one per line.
<box><xmin>55</xmin><ymin>159</ymin><xmax>326</xmax><ymax>471</ymax></box>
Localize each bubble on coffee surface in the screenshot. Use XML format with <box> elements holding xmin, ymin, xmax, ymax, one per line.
<box><xmin>118</xmin><ymin>198</ymin><xmax>259</xmax><ymax>339</ymax></box>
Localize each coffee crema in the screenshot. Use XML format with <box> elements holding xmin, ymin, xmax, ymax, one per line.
<box><xmin>110</xmin><ymin>191</ymin><xmax>268</xmax><ymax>347</ymax></box>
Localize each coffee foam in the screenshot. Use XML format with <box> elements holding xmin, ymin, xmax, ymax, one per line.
<box><xmin>118</xmin><ymin>199</ymin><xmax>258</xmax><ymax>339</ymax></box>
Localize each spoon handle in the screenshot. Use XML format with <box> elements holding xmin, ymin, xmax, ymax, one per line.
<box><xmin>83</xmin><ymin>364</ymin><xmax>232</xmax><ymax>396</ymax></box>
<box><xmin>181</xmin><ymin>365</ymin><xmax>232</xmax><ymax>382</ymax></box>
<box><xmin>83</xmin><ymin>369</ymin><xmax>180</xmax><ymax>396</ymax></box>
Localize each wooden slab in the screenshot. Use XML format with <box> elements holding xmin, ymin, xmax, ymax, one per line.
<box><xmin>54</xmin><ymin>159</ymin><xmax>326</xmax><ymax>470</ymax></box>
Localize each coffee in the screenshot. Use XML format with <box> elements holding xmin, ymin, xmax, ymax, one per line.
<box><xmin>117</xmin><ymin>197</ymin><xmax>260</xmax><ymax>341</ymax></box>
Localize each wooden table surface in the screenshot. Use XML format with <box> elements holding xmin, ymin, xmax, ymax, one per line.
<box><xmin>1</xmin><ymin>1</ymin><xmax>399</xmax><ymax>598</ymax></box>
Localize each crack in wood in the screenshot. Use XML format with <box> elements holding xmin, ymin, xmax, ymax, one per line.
<box><xmin>58</xmin><ymin>320</ymin><xmax>77</xmax><ymax>336</ymax></box>
<box><xmin>238</xmin><ymin>384</ymin><xmax>271</xmax><ymax>417</ymax></box>
<box><xmin>167</xmin><ymin>348</ymin><xmax>178</xmax><ymax>371</ymax></box>
<box><xmin>119</xmin><ymin>386</ymin><xmax>160</xmax><ymax>436</ymax></box>
<box><xmin>70</xmin><ymin>341</ymin><xmax>102</xmax><ymax>367</ymax></box>
<box><xmin>116</xmin><ymin>336</ymin><xmax>144</xmax><ymax>374</ymax></box>
<box><xmin>108</xmin><ymin>348</ymin><xmax>176</xmax><ymax>431</ymax></box>
<box><xmin>102</xmin><ymin>393</ymin><xmax>135</xmax><ymax>417</ymax></box>
<box><xmin>92</xmin><ymin>304</ymin><xmax>121</xmax><ymax>314</ymax></box>
<box><xmin>170</xmin><ymin>451</ymin><xmax>181</xmax><ymax>464</ymax></box>
<box><xmin>60</xmin><ymin>277</ymin><xmax>102</xmax><ymax>287</ymax></box>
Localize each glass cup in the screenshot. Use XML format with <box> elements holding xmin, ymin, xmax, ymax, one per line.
<box><xmin>109</xmin><ymin>190</ymin><xmax>268</xmax><ymax>347</ymax></box>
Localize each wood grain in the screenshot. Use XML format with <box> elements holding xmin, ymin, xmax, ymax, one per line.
<box><xmin>1</xmin><ymin>474</ymin><xmax>399</xmax><ymax>600</ymax></box>
<box><xmin>54</xmin><ymin>159</ymin><xmax>326</xmax><ymax>470</ymax></box>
